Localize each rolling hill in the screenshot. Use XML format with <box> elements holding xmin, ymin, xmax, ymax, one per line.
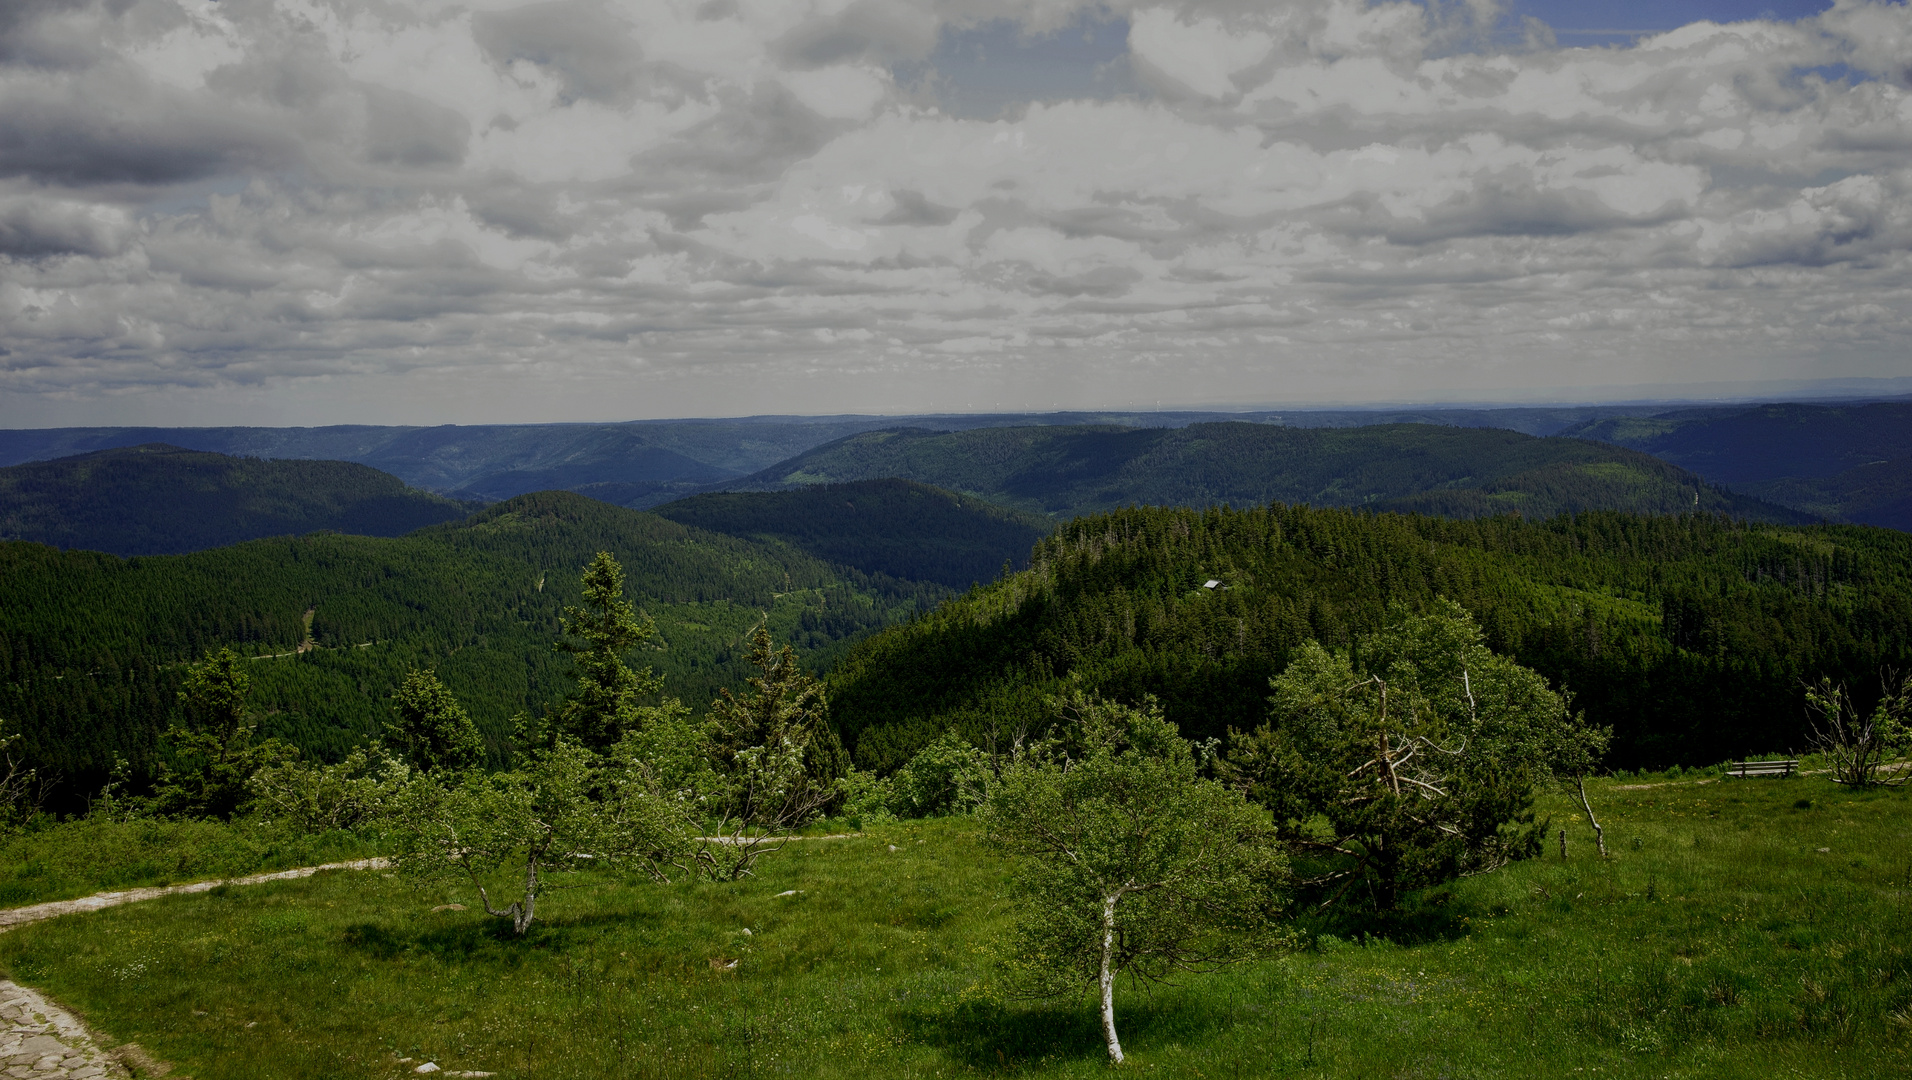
<box><xmin>0</xmin><ymin>404</ymin><xmax>1701</xmax><ymax>508</ymax></box>
<box><xmin>0</xmin><ymin>445</ymin><xmax>472</xmax><ymax>556</ymax></box>
<box><xmin>727</xmin><ymin>422</ymin><xmax>1808</xmax><ymax>523</ymax></box>
<box><xmin>651</xmin><ymin>479</ymin><xmax>1056</xmax><ymax>589</ymax></box>
<box><xmin>1562</xmin><ymin>401</ymin><xmax>1912</xmax><ymax>529</ymax></box>
<box><xmin>0</xmin><ymin>491</ymin><xmax>943</xmax><ymax>809</ymax></box>
<box><xmin>826</xmin><ymin>504</ymin><xmax>1912</xmax><ymax>776</ymax></box>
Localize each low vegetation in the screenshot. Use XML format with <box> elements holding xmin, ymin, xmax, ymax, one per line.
<box><xmin>0</xmin><ymin>775</ymin><xmax>1904</xmax><ymax>1078</ymax></box>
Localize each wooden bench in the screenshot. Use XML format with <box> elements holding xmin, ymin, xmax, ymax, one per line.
<box><xmin>1725</xmin><ymin>759</ymin><xmax>1799</xmax><ymax>778</ymax></box>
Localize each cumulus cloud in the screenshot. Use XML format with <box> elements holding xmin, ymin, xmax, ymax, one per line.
<box><xmin>3</xmin><ymin>0</ymin><xmax>1912</xmax><ymax>423</ymax></box>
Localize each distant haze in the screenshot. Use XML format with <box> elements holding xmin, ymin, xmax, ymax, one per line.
<box><xmin>4</xmin><ymin>0</ymin><xmax>1911</xmax><ymax>426</ymax></box>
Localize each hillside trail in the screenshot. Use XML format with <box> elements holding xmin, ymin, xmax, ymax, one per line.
<box><xmin>0</xmin><ymin>858</ymin><xmax>392</xmax><ymax>933</ymax></box>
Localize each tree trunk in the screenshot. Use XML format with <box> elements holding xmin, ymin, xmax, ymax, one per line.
<box><xmin>1575</xmin><ymin>775</ymin><xmax>1607</xmax><ymax>858</ymax></box>
<box><xmin>1100</xmin><ymin>889</ymin><xmax>1125</xmax><ymax>1065</ymax></box>
<box><xmin>514</xmin><ymin>855</ymin><xmax>539</xmax><ymax>935</ymax></box>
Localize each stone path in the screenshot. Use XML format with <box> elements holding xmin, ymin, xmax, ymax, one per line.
<box><xmin>0</xmin><ymin>982</ymin><xmax>130</xmax><ymax>1079</ymax></box>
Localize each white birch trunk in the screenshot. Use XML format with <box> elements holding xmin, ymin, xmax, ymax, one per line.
<box><xmin>514</xmin><ymin>855</ymin><xmax>538</xmax><ymax>935</ymax></box>
<box><xmin>1100</xmin><ymin>889</ymin><xmax>1125</xmax><ymax>1065</ymax></box>
<box><xmin>1575</xmin><ymin>775</ymin><xmax>1607</xmax><ymax>858</ymax></box>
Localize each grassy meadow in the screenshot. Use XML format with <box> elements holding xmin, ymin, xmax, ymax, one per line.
<box><xmin>0</xmin><ymin>772</ymin><xmax>1906</xmax><ymax>1079</ymax></box>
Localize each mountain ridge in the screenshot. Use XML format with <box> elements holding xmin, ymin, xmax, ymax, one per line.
<box><xmin>720</xmin><ymin>421</ymin><xmax>1809</xmax><ymax>524</ymax></box>
<box><xmin>0</xmin><ymin>444</ymin><xmax>473</xmax><ymax>556</ymax></box>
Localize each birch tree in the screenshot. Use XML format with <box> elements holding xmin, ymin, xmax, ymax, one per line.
<box><xmin>982</xmin><ymin>693</ymin><xmax>1286</xmax><ymax>1065</ymax></box>
<box><xmin>1805</xmin><ymin>671</ymin><xmax>1912</xmax><ymax>786</ymax></box>
<box><xmin>387</xmin><ymin>736</ymin><xmax>684</xmax><ymax>935</ymax></box>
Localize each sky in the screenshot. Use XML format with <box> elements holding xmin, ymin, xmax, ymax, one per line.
<box><xmin>3</xmin><ymin>0</ymin><xmax>1911</xmax><ymax>425</ymax></box>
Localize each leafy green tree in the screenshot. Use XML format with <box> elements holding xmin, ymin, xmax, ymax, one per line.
<box><xmin>153</xmin><ymin>648</ymin><xmax>294</xmax><ymax>819</ymax></box>
<box><xmin>1805</xmin><ymin>671</ymin><xmax>1912</xmax><ymax>786</ymax></box>
<box><xmin>386</xmin><ymin>555</ymin><xmax>738</xmax><ymax>928</ymax></box>
<box><xmin>387</xmin><ymin>737</ymin><xmax>684</xmax><ymax>935</ymax></box>
<box><xmin>983</xmin><ymin>692</ymin><xmax>1287</xmax><ymax>1065</ymax></box>
<box><xmin>1228</xmin><ymin>600</ymin><xmax>1602</xmax><ymax>913</ymax></box>
<box><xmin>551</xmin><ymin>551</ymin><xmax>663</xmax><ymax>752</ymax></box>
<box><xmin>389</xmin><ymin>668</ymin><xmax>486</xmax><ymax>774</ymax></box>
<box><xmin>249</xmin><ymin>744</ymin><xmax>405</xmax><ymax>834</ymax></box>
<box><xmin>707</xmin><ymin>626</ymin><xmax>845</xmax><ymax>795</ymax></box>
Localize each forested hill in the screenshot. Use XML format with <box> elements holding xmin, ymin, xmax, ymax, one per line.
<box><xmin>0</xmin><ymin>491</ymin><xmax>942</xmax><ymax>810</ymax></box>
<box><xmin>651</xmin><ymin>479</ymin><xmax>1055</xmax><ymax>589</ymax></box>
<box><xmin>0</xmin><ymin>444</ymin><xmax>472</xmax><ymax>555</ymax></box>
<box><xmin>1563</xmin><ymin>402</ymin><xmax>1912</xmax><ymax>530</ymax></box>
<box><xmin>827</xmin><ymin>506</ymin><xmax>1912</xmax><ymax>774</ymax></box>
<box><xmin>728</xmin><ymin>422</ymin><xmax>1807</xmax><ymax>524</ymax></box>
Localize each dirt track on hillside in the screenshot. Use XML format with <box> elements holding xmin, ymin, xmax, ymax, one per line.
<box><xmin>0</xmin><ymin>858</ymin><xmax>391</xmax><ymax>933</ymax></box>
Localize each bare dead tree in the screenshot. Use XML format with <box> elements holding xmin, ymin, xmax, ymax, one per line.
<box><xmin>1575</xmin><ymin>776</ymin><xmax>1608</xmax><ymax>857</ymax></box>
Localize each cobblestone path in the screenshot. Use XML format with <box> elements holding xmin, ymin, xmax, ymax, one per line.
<box><xmin>0</xmin><ymin>982</ymin><xmax>129</xmax><ymax>1079</ymax></box>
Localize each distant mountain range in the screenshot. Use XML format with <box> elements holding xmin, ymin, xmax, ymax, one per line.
<box><xmin>0</xmin><ymin>445</ymin><xmax>471</xmax><ymax>556</ymax></box>
<box><xmin>7</xmin><ymin>397</ymin><xmax>1912</xmax><ymax>532</ymax></box>
<box><xmin>0</xmin><ymin>404</ymin><xmax>1692</xmax><ymax>507</ymax></box>
<box><xmin>722</xmin><ymin>422</ymin><xmax>1806</xmax><ymax>524</ymax></box>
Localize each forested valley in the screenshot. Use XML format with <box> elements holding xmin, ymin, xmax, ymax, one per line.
<box><xmin>0</xmin><ymin>490</ymin><xmax>943</xmax><ymax>809</ymax></box>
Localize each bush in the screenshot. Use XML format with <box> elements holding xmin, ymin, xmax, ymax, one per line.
<box><xmin>889</xmin><ymin>733</ymin><xmax>990</xmax><ymax>819</ymax></box>
<box><xmin>832</xmin><ymin>768</ymin><xmax>894</xmax><ymax>828</ymax></box>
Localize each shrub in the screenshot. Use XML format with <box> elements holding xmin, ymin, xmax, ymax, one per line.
<box><xmin>888</xmin><ymin>732</ymin><xmax>990</xmax><ymax>819</ymax></box>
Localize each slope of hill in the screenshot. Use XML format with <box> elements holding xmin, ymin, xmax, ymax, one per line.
<box><xmin>1735</xmin><ymin>463</ymin><xmax>1912</xmax><ymax>532</ymax></box>
<box><xmin>0</xmin><ymin>491</ymin><xmax>943</xmax><ymax>809</ymax></box>
<box><xmin>729</xmin><ymin>422</ymin><xmax>1806</xmax><ymax>523</ymax></box>
<box><xmin>1562</xmin><ymin>402</ymin><xmax>1912</xmax><ymax>528</ymax></box>
<box><xmin>827</xmin><ymin>505</ymin><xmax>1912</xmax><ymax>776</ymax></box>
<box><xmin>1562</xmin><ymin>402</ymin><xmax>1912</xmax><ymax>484</ymax></box>
<box><xmin>651</xmin><ymin>479</ymin><xmax>1055</xmax><ymax>589</ymax></box>
<box><xmin>0</xmin><ymin>445</ymin><xmax>472</xmax><ymax>556</ymax></box>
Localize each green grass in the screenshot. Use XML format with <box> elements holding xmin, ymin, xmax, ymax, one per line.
<box><xmin>0</xmin><ymin>817</ymin><xmax>380</xmax><ymax>906</ymax></box>
<box><xmin>0</xmin><ymin>778</ymin><xmax>1908</xmax><ymax>1078</ymax></box>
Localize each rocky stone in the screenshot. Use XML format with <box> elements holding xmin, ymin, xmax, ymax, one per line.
<box><xmin>0</xmin><ymin>986</ymin><xmax>129</xmax><ymax>1080</ymax></box>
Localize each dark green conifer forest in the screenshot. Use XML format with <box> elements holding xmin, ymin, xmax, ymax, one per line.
<box><xmin>0</xmin><ymin>444</ymin><xmax>472</xmax><ymax>555</ymax></box>
<box><xmin>827</xmin><ymin>505</ymin><xmax>1912</xmax><ymax>773</ymax></box>
<box><xmin>0</xmin><ymin>491</ymin><xmax>940</xmax><ymax>810</ymax></box>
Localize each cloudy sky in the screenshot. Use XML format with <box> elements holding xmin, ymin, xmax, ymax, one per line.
<box><xmin>3</xmin><ymin>0</ymin><xmax>1911</xmax><ymax>425</ymax></box>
